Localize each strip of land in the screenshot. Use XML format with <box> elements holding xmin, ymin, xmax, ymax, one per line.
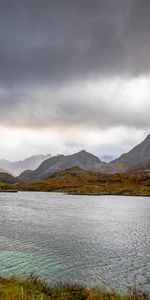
<box><xmin>0</xmin><ymin>167</ymin><xmax>150</xmax><ymax>196</ymax></box>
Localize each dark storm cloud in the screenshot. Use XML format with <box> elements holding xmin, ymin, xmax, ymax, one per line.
<box><xmin>0</xmin><ymin>0</ymin><xmax>150</xmax><ymax>86</ymax></box>
<box><xmin>0</xmin><ymin>0</ymin><xmax>150</xmax><ymax>133</ymax></box>
<box><xmin>124</xmin><ymin>0</ymin><xmax>150</xmax><ymax>75</ymax></box>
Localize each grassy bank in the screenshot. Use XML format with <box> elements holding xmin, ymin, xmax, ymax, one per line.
<box><xmin>0</xmin><ymin>276</ymin><xmax>149</xmax><ymax>300</ymax></box>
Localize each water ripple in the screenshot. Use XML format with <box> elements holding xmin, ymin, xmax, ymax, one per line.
<box><xmin>0</xmin><ymin>192</ymin><xmax>149</xmax><ymax>293</ymax></box>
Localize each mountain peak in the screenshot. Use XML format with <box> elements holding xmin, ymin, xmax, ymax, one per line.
<box><xmin>71</xmin><ymin>150</ymin><xmax>101</xmax><ymax>163</ymax></box>
<box><xmin>78</xmin><ymin>150</ymin><xmax>87</xmax><ymax>153</ymax></box>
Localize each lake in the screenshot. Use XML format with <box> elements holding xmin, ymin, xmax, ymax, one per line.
<box><xmin>0</xmin><ymin>192</ymin><xmax>149</xmax><ymax>293</ymax></box>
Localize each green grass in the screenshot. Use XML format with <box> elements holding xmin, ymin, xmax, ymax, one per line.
<box><xmin>0</xmin><ymin>276</ymin><xmax>149</xmax><ymax>300</ymax></box>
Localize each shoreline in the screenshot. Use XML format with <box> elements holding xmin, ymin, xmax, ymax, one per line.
<box><xmin>0</xmin><ymin>189</ymin><xmax>150</xmax><ymax>196</ymax></box>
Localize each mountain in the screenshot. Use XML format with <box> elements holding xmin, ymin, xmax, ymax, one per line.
<box><xmin>110</xmin><ymin>134</ymin><xmax>150</xmax><ymax>172</ymax></box>
<box><xmin>18</xmin><ymin>150</ymin><xmax>113</xmax><ymax>182</ymax></box>
<box><xmin>0</xmin><ymin>172</ymin><xmax>17</xmax><ymax>184</ymax></box>
<box><xmin>127</xmin><ymin>159</ymin><xmax>150</xmax><ymax>173</ymax></box>
<box><xmin>1</xmin><ymin>134</ymin><xmax>150</xmax><ymax>179</ymax></box>
<box><xmin>0</xmin><ymin>154</ymin><xmax>52</xmax><ymax>176</ymax></box>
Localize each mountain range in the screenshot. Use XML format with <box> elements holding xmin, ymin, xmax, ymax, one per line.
<box><xmin>0</xmin><ymin>134</ymin><xmax>150</xmax><ymax>183</ymax></box>
<box><xmin>18</xmin><ymin>150</ymin><xmax>109</xmax><ymax>182</ymax></box>
<box><xmin>0</xmin><ymin>154</ymin><xmax>52</xmax><ymax>176</ymax></box>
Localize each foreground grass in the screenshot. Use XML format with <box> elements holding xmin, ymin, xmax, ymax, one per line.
<box><xmin>0</xmin><ymin>276</ymin><xmax>149</xmax><ymax>300</ymax></box>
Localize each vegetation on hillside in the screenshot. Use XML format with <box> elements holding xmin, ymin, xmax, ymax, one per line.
<box><xmin>0</xmin><ymin>276</ymin><xmax>149</xmax><ymax>300</ymax></box>
<box><xmin>0</xmin><ymin>167</ymin><xmax>150</xmax><ymax>195</ymax></box>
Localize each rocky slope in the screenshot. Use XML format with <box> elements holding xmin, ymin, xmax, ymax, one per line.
<box><xmin>127</xmin><ymin>159</ymin><xmax>150</xmax><ymax>173</ymax></box>
<box><xmin>110</xmin><ymin>134</ymin><xmax>150</xmax><ymax>172</ymax></box>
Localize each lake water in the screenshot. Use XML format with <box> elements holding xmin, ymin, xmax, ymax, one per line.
<box><xmin>0</xmin><ymin>192</ymin><xmax>149</xmax><ymax>293</ymax></box>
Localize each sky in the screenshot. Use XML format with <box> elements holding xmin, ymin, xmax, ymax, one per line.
<box><xmin>0</xmin><ymin>0</ymin><xmax>150</xmax><ymax>161</ymax></box>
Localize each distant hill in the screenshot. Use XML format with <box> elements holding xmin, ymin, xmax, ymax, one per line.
<box><xmin>18</xmin><ymin>150</ymin><xmax>114</xmax><ymax>182</ymax></box>
<box><xmin>110</xmin><ymin>134</ymin><xmax>150</xmax><ymax>172</ymax></box>
<box><xmin>0</xmin><ymin>154</ymin><xmax>52</xmax><ymax>176</ymax></box>
<box><xmin>0</xmin><ymin>172</ymin><xmax>17</xmax><ymax>184</ymax></box>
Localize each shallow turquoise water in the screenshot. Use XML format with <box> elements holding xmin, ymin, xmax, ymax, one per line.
<box><xmin>0</xmin><ymin>192</ymin><xmax>149</xmax><ymax>292</ymax></box>
<box><xmin>0</xmin><ymin>250</ymin><xmax>63</xmax><ymax>279</ymax></box>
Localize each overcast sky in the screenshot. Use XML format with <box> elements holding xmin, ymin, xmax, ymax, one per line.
<box><xmin>0</xmin><ymin>0</ymin><xmax>150</xmax><ymax>161</ymax></box>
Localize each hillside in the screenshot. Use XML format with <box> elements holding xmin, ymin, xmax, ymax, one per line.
<box><xmin>110</xmin><ymin>134</ymin><xmax>150</xmax><ymax>172</ymax></box>
<box><xmin>6</xmin><ymin>167</ymin><xmax>149</xmax><ymax>196</ymax></box>
<box><xmin>0</xmin><ymin>172</ymin><xmax>17</xmax><ymax>184</ymax></box>
<box><xmin>0</xmin><ymin>166</ymin><xmax>150</xmax><ymax>195</ymax></box>
<box><xmin>127</xmin><ymin>159</ymin><xmax>150</xmax><ymax>173</ymax></box>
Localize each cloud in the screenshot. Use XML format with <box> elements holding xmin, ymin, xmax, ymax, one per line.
<box><xmin>0</xmin><ymin>0</ymin><xmax>150</xmax><ymax>159</ymax></box>
<box><xmin>0</xmin><ymin>0</ymin><xmax>150</xmax><ymax>87</ymax></box>
<box><xmin>0</xmin><ymin>126</ymin><xmax>148</xmax><ymax>161</ymax></box>
<box><xmin>1</xmin><ymin>0</ymin><xmax>150</xmax><ymax>125</ymax></box>
<box><xmin>0</xmin><ymin>76</ymin><xmax>150</xmax><ymax>130</ymax></box>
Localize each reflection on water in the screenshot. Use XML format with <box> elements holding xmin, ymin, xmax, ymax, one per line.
<box><xmin>0</xmin><ymin>192</ymin><xmax>149</xmax><ymax>292</ymax></box>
